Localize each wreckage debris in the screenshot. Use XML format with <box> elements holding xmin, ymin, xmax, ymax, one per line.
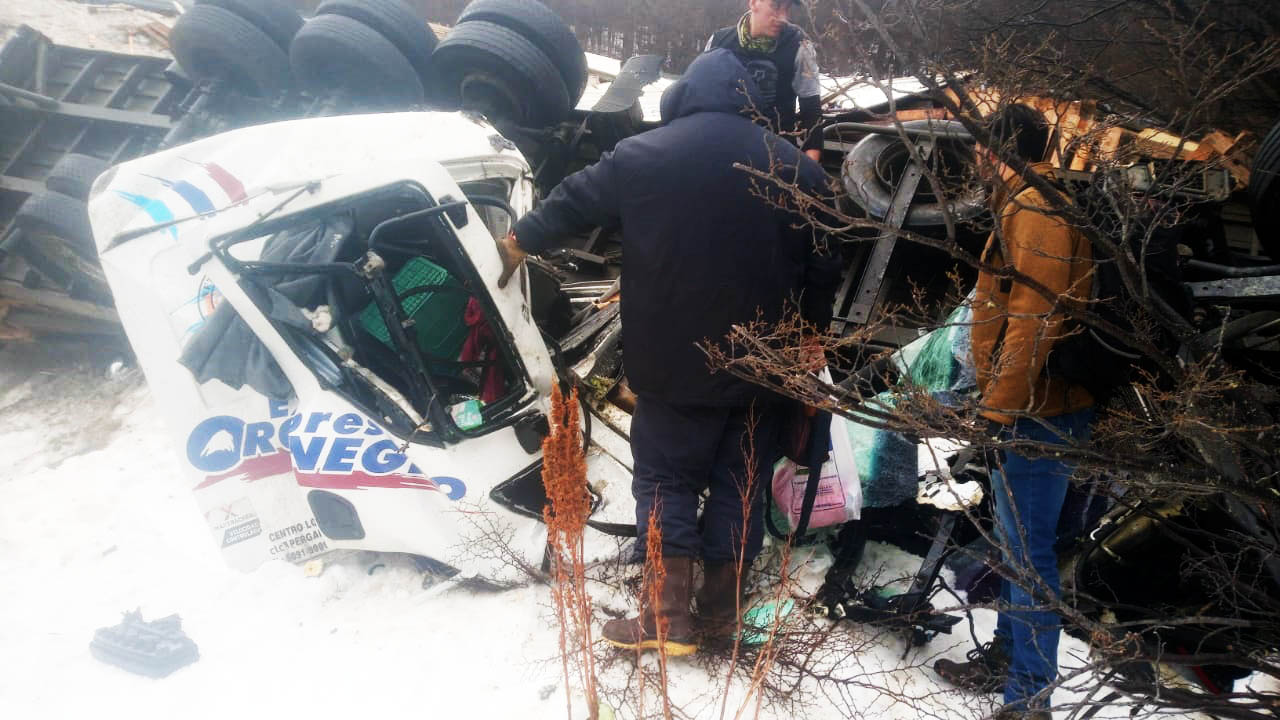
<box><xmin>89</xmin><ymin>610</ymin><xmax>199</xmax><ymax>678</ymax></box>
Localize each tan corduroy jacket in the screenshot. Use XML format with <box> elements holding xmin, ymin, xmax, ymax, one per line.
<box><xmin>972</xmin><ymin>163</ymin><xmax>1095</xmax><ymax>424</ymax></box>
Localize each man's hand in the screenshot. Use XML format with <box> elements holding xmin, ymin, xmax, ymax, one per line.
<box><xmin>805</xmin><ymin>148</ymin><xmax>822</xmax><ymax>163</ymax></box>
<box><xmin>497</xmin><ymin>230</ymin><xmax>527</xmax><ymax>289</ymax></box>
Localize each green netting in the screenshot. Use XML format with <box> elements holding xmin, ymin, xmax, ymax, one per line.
<box><xmin>357</xmin><ymin>257</ymin><xmax>469</xmax><ymax>362</ymax></box>
<box><xmin>894</xmin><ymin>302</ymin><xmax>973</xmax><ymax>390</ymax></box>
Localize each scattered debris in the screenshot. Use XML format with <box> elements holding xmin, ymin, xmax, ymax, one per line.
<box><xmin>75</xmin><ymin>0</ymin><xmax>185</xmax><ymax>16</ymax></box>
<box><xmin>134</xmin><ymin>20</ymin><xmax>170</xmax><ymax>49</ymax></box>
<box><xmin>89</xmin><ymin>610</ymin><xmax>199</xmax><ymax>678</ymax></box>
<box><xmin>739</xmin><ymin>597</ymin><xmax>795</xmax><ymax>646</ymax></box>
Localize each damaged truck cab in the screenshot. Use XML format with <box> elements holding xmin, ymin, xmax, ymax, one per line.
<box><xmin>90</xmin><ymin>111</ymin><xmax>599</xmax><ymax>578</ymax></box>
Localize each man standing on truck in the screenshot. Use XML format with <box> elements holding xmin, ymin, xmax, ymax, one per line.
<box><xmin>932</xmin><ymin>104</ymin><xmax>1095</xmax><ymax>719</ymax></box>
<box><xmin>705</xmin><ymin>0</ymin><xmax>824</xmax><ymax>162</ymax></box>
<box><xmin>496</xmin><ymin>49</ymin><xmax>839</xmax><ymax>656</ymax></box>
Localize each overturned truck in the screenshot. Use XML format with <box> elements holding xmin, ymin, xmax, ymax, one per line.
<box><xmin>4</xmin><ymin>0</ymin><xmax>1279</xmax><ymax>704</ymax></box>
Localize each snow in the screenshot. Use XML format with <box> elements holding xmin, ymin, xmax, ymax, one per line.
<box><xmin>0</xmin><ymin>341</ymin><xmax>1180</xmax><ymax>720</ymax></box>
<box><xmin>0</xmin><ymin>342</ymin><xmax>956</xmax><ymax>720</ymax></box>
<box><xmin>0</xmin><ymin>344</ymin><xmax>571</xmax><ymax>718</ymax></box>
<box><xmin>0</xmin><ymin>0</ymin><xmax>173</xmax><ymax>56</ymax></box>
<box><xmin>819</xmin><ymin>75</ymin><xmax>931</xmax><ymax>112</ymax></box>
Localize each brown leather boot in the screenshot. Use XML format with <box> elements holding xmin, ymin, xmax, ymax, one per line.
<box><xmin>694</xmin><ymin>560</ymin><xmax>746</xmax><ymax>638</ymax></box>
<box><xmin>933</xmin><ymin>639</ymin><xmax>1011</xmax><ymax>693</ymax></box>
<box><xmin>602</xmin><ymin>555</ymin><xmax>698</xmax><ymax>656</ymax></box>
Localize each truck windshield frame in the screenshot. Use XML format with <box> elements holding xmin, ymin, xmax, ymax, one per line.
<box><xmin>205</xmin><ymin>182</ymin><xmax>537</xmax><ymax>444</ymax></box>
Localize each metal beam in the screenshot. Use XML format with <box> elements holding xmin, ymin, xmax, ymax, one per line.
<box><xmin>1186</xmin><ymin>275</ymin><xmax>1280</xmax><ymax>300</ymax></box>
<box><xmin>845</xmin><ymin>136</ymin><xmax>936</xmax><ymax>325</ymax></box>
<box><xmin>0</xmin><ymin>84</ymin><xmax>173</xmax><ymax>129</ymax></box>
<box><xmin>0</xmin><ymin>174</ymin><xmax>45</xmax><ymax>194</ymax></box>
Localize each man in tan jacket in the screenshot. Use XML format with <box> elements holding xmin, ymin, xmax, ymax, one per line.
<box><xmin>934</xmin><ymin>104</ymin><xmax>1095</xmax><ymax>720</ymax></box>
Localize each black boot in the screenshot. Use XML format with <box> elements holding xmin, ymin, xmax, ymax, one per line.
<box><xmin>933</xmin><ymin>639</ymin><xmax>1010</xmax><ymax>693</ymax></box>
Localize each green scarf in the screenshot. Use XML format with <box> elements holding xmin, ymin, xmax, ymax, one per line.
<box><xmin>736</xmin><ymin>11</ymin><xmax>777</xmax><ymax>53</ymax></box>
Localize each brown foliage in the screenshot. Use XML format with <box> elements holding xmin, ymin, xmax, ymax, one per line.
<box><xmin>641</xmin><ymin>509</ymin><xmax>674</xmax><ymax>720</ymax></box>
<box><xmin>542</xmin><ymin>384</ymin><xmax>599</xmax><ymax>720</ymax></box>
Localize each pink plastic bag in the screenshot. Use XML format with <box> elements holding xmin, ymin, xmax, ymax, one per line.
<box><xmin>771</xmin><ymin>414</ymin><xmax>861</xmax><ymax>532</ymax></box>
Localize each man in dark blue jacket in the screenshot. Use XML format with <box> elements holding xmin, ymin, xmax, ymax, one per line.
<box><xmin>500</xmin><ymin>49</ymin><xmax>838</xmax><ymax>655</ymax></box>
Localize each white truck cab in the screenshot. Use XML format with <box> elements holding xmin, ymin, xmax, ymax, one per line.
<box><xmin>90</xmin><ymin>111</ymin><xmax>629</xmax><ymax>579</ymax></box>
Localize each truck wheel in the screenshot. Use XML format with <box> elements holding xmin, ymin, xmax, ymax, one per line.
<box><xmin>456</xmin><ymin>0</ymin><xmax>587</xmax><ymax>106</ymax></box>
<box><xmin>841</xmin><ymin>119</ymin><xmax>987</xmax><ymax>227</ymax></box>
<box><xmin>1248</xmin><ymin>118</ymin><xmax>1280</xmax><ymax>260</ymax></box>
<box><xmin>45</xmin><ymin>154</ymin><xmax>111</xmax><ymax>201</ymax></box>
<box><xmin>14</xmin><ymin>191</ymin><xmax>96</xmax><ymax>263</ymax></box>
<box><xmin>170</xmin><ymin>4</ymin><xmax>292</xmax><ymax>97</ymax></box>
<box><xmin>290</xmin><ymin>14</ymin><xmax>425</xmax><ymax>108</ymax></box>
<box><xmin>431</xmin><ymin>20</ymin><xmax>570</xmax><ymax>126</ymax></box>
<box><xmin>315</xmin><ymin>0</ymin><xmax>437</xmax><ymax>86</ymax></box>
<box><xmin>197</xmin><ymin>0</ymin><xmax>303</xmax><ymax>51</ymax></box>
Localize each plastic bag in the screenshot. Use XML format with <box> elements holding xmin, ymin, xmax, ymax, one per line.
<box><xmin>771</xmin><ymin>411</ymin><xmax>862</xmax><ymax>532</ymax></box>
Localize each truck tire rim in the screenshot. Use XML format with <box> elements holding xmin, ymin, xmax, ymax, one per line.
<box><xmin>459</xmin><ymin>72</ymin><xmax>524</xmax><ymax>122</ymax></box>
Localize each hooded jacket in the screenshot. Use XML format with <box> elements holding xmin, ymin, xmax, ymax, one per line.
<box><xmin>513</xmin><ymin>49</ymin><xmax>839</xmax><ymax>407</ymax></box>
<box><xmin>972</xmin><ymin>163</ymin><xmax>1095</xmax><ymax>423</ymax></box>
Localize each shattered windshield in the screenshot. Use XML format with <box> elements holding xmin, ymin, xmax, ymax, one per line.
<box><xmin>181</xmin><ymin>183</ymin><xmax>530</xmax><ymax>441</ymax></box>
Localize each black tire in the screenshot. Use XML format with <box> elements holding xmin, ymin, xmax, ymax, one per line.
<box><xmin>456</xmin><ymin>0</ymin><xmax>587</xmax><ymax>106</ymax></box>
<box><xmin>197</xmin><ymin>0</ymin><xmax>303</xmax><ymax>51</ymax></box>
<box><xmin>170</xmin><ymin>4</ymin><xmax>292</xmax><ymax>97</ymax></box>
<box><xmin>14</xmin><ymin>191</ymin><xmax>96</xmax><ymax>262</ymax></box>
<box><xmin>315</xmin><ymin>0</ymin><xmax>437</xmax><ymax>85</ymax></box>
<box><xmin>841</xmin><ymin>119</ymin><xmax>987</xmax><ymax>227</ymax></box>
<box><xmin>290</xmin><ymin>14</ymin><xmax>425</xmax><ymax>108</ymax></box>
<box><xmin>1248</xmin><ymin>118</ymin><xmax>1280</xmax><ymax>260</ymax></box>
<box><xmin>45</xmin><ymin>154</ymin><xmax>111</xmax><ymax>201</ymax></box>
<box><xmin>431</xmin><ymin>20</ymin><xmax>570</xmax><ymax>126</ymax></box>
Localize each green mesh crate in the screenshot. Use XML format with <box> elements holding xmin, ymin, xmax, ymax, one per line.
<box><xmin>357</xmin><ymin>257</ymin><xmax>469</xmax><ymax>362</ymax></box>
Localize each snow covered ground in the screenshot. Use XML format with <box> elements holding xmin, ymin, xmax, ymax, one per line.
<box><xmin>0</xmin><ymin>0</ymin><xmax>172</xmax><ymax>56</ymax></box>
<box><xmin>2</xmin><ymin>340</ymin><xmax>1198</xmax><ymax>720</ymax></box>
<box><xmin>0</xmin><ymin>340</ymin><xmax>969</xmax><ymax>720</ymax></box>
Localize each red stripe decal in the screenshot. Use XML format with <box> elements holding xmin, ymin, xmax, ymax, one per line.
<box><xmin>293</xmin><ymin>471</ymin><xmax>440</xmax><ymax>492</ymax></box>
<box><xmin>195</xmin><ymin>451</ymin><xmax>292</xmax><ymax>489</ymax></box>
<box><xmin>201</xmin><ymin>161</ymin><xmax>247</xmax><ymax>203</ymax></box>
<box><xmin>195</xmin><ymin>451</ymin><xmax>437</xmax><ymax>493</ymax></box>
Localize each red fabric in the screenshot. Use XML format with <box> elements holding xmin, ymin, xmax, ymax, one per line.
<box><xmin>460</xmin><ymin>298</ymin><xmax>505</xmax><ymax>403</ymax></box>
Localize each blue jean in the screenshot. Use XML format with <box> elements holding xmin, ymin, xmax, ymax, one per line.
<box><xmin>990</xmin><ymin>408</ymin><xmax>1093</xmax><ymax>710</ymax></box>
<box><xmin>630</xmin><ymin>397</ymin><xmax>780</xmax><ymax>563</ymax></box>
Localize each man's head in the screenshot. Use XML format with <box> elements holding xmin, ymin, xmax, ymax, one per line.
<box><xmin>660</xmin><ymin>49</ymin><xmax>764</xmax><ymax>124</ymax></box>
<box><xmin>976</xmin><ymin>103</ymin><xmax>1050</xmax><ymax>181</ymax></box>
<box><xmin>747</xmin><ymin>0</ymin><xmax>794</xmax><ymax>38</ymax></box>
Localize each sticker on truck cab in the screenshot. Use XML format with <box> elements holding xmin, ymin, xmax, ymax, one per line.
<box><xmin>185</xmin><ymin>399</ymin><xmax>466</xmax><ymax>499</ymax></box>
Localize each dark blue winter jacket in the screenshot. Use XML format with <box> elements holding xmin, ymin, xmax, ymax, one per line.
<box><xmin>512</xmin><ymin>49</ymin><xmax>839</xmax><ymax>407</ymax></box>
